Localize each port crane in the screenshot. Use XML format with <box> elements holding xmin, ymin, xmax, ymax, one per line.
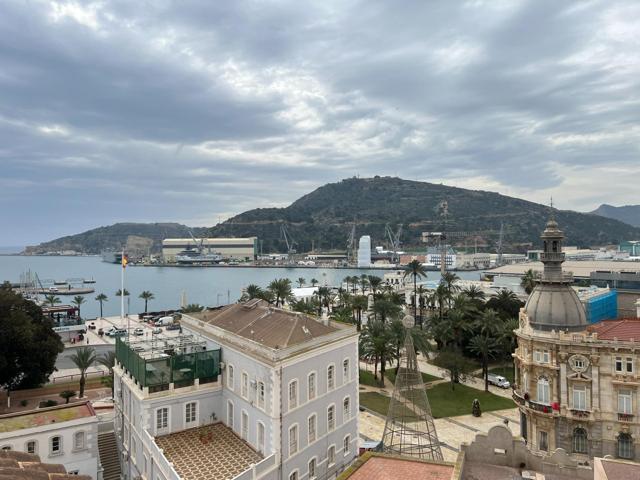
<box><xmin>188</xmin><ymin>230</ymin><xmax>206</xmax><ymax>254</ymax></box>
<box><xmin>346</xmin><ymin>222</ymin><xmax>357</xmax><ymax>265</ymax></box>
<box><xmin>384</xmin><ymin>223</ymin><xmax>403</xmax><ymax>264</ymax></box>
<box><xmin>280</xmin><ymin>224</ymin><xmax>297</xmax><ymax>259</ymax></box>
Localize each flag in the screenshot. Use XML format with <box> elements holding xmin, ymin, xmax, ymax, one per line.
<box><xmin>122</xmin><ymin>254</ymin><xmax>129</xmax><ymax>268</ymax></box>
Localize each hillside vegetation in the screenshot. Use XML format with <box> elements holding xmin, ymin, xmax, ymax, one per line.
<box><xmin>591</xmin><ymin>204</ymin><xmax>640</xmax><ymax>228</ymax></box>
<box><xmin>210</xmin><ymin>177</ymin><xmax>640</xmax><ymax>253</ymax></box>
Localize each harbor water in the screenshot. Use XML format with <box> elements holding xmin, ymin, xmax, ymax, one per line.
<box><xmin>0</xmin><ymin>255</ymin><xmax>483</xmax><ymax>319</ymax></box>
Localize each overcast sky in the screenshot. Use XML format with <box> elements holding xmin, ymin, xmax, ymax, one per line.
<box><xmin>1</xmin><ymin>0</ymin><xmax>639</xmax><ymax>245</ymax></box>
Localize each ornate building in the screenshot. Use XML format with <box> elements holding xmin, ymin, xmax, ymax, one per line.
<box><xmin>514</xmin><ymin>216</ymin><xmax>640</xmax><ymax>461</ymax></box>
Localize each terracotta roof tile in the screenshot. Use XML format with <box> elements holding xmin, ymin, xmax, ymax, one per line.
<box><xmin>588</xmin><ymin>318</ymin><xmax>640</xmax><ymax>341</ymax></box>
<box><xmin>344</xmin><ymin>456</ymin><xmax>455</xmax><ymax>480</ymax></box>
<box><xmin>0</xmin><ymin>452</ymin><xmax>91</xmax><ymax>480</ymax></box>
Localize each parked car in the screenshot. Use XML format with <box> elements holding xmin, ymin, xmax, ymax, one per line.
<box><xmin>487</xmin><ymin>374</ymin><xmax>511</xmax><ymax>389</ymax></box>
<box><xmin>154</xmin><ymin>316</ymin><xmax>175</xmax><ymax>326</ymax></box>
<box><xmin>107</xmin><ymin>328</ymin><xmax>127</xmax><ymax>337</ymax></box>
<box><xmin>133</xmin><ymin>327</ymin><xmax>145</xmax><ymax>336</ymax></box>
<box><xmin>166</xmin><ymin>323</ymin><xmax>181</xmax><ymax>331</ymax></box>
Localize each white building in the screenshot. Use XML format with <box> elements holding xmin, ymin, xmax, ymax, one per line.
<box><xmin>456</xmin><ymin>252</ymin><xmax>491</xmax><ymax>270</ymax></box>
<box><xmin>114</xmin><ymin>299</ymin><xmax>359</xmax><ymax>480</ymax></box>
<box><xmin>0</xmin><ymin>402</ymin><xmax>101</xmax><ymax>478</ymax></box>
<box><xmin>357</xmin><ymin>236</ymin><xmax>371</xmax><ymax>268</ymax></box>
<box><xmin>425</xmin><ymin>247</ymin><xmax>457</xmax><ymax>270</ymax></box>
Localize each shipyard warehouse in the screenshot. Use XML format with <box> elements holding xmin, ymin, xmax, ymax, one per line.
<box><xmin>162</xmin><ymin>237</ymin><xmax>257</xmax><ymax>262</ymax></box>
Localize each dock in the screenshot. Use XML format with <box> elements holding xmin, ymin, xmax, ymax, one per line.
<box><xmin>37</xmin><ymin>287</ymin><xmax>95</xmax><ymax>295</ymax></box>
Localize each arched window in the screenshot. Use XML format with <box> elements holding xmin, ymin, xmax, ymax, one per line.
<box><xmin>618</xmin><ymin>433</ymin><xmax>633</xmax><ymax>459</ymax></box>
<box><xmin>573</xmin><ymin>427</ymin><xmax>587</xmax><ymax>454</ymax></box>
<box><xmin>327</xmin><ymin>365</ymin><xmax>335</xmax><ymax>390</ymax></box>
<box><xmin>537</xmin><ymin>377</ymin><xmax>550</xmax><ymax>404</ymax></box>
<box><xmin>74</xmin><ymin>431</ymin><xmax>85</xmax><ymax>450</ymax></box>
<box><xmin>343</xmin><ymin>397</ymin><xmax>350</xmax><ymax>421</ymax></box>
<box><xmin>227</xmin><ymin>364</ymin><xmax>235</xmax><ymax>391</ymax></box>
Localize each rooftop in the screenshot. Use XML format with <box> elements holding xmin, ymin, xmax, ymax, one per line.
<box><xmin>588</xmin><ymin>318</ymin><xmax>640</xmax><ymax>341</ymax></box>
<box><xmin>0</xmin><ymin>402</ymin><xmax>96</xmax><ymax>434</ymax></box>
<box><xmin>596</xmin><ymin>457</ymin><xmax>640</xmax><ymax>480</ymax></box>
<box><xmin>190</xmin><ymin>299</ymin><xmax>340</xmax><ymax>349</ymax></box>
<box><xmin>0</xmin><ymin>450</ymin><xmax>92</xmax><ymax>480</ymax></box>
<box><xmin>491</xmin><ymin>260</ymin><xmax>640</xmax><ymax>278</ymax></box>
<box><xmin>339</xmin><ymin>453</ymin><xmax>456</xmax><ymax>480</ymax></box>
<box><xmin>155</xmin><ymin>423</ymin><xmax>262</xmax><ymax>480</ymax></box>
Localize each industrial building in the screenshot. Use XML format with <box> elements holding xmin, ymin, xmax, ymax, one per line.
<box><xmin>162</xmin><ymin>237</ymin><xmax>257</xmax><ymax>261</ymax></box>
<box><xmin>425</xmin><ymin>247</ymin><xmax>456</xmax><ymax>270</ymax></box>
<box><xmin>620</xmin><ymin>240</ymin><xmax>640</xmax><ymax>257</ymax></box>
<box><xmin>357</xmin><ymin>236</ymin><xmax>371</xmax><ymax>267</ymax></box>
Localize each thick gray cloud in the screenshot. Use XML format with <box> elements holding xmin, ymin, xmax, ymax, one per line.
<box><xmin>1</xmin><ymin>0</ymin><xmax>639</xmax><ymax>245</ymax></box>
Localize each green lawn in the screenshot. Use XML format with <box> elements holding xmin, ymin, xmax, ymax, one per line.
<box><xmin>359</xmin><ymin>382</ymin><xmax>514</xmax><ymax>418</ymax></box>
<box><xmin>384</xmin><ymin>369</ymin><xmax>440</xmax><ymax>385</ymax></box>
<box><xmin>359</xmin><ymin>369</ymin><xmax>383</xmax><ymax>387</ymax></box>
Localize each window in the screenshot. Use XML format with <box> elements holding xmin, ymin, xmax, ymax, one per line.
<box><xmin>241</xmin><ymin>372</ymin><xmax>248</xmax><ymax>398</ymax></box>
<box><xmin>308</xmin><ymin>458</ymin><xmax>317</xmax><ymax>479</ymax></box>
<box><xmin>534</xmin><ymin>350</ymin><xmax>549</xmax><ymax>364</ymax></box>
<box><xmin>289</xmin><ymin>471</ymin><xmax>298</xmax><ymax>480</ymax></box>
<box><xmin>614</xmin><ymin>357</ymin><xmax>633</xmax><ymax>374</ymax></box>
<box><xmin>627</xmin><ymin>357</ymin><xmax>634</xmax><ymax>373</ymax></box>
<box><xmin>308</xmin><ymin>414</ymin><xmax>317</xmax><ymax>443</ymax></box>
<box><xmin>343</xmin><ymin>435</ymin><xmax>351</xmax><ymax>455</ymax></box>
<box><xmin>156</xmin><ymin>408</ymin><xmax>168</xmax><ymax>431</ymax></box>
<box><xmin>50</xmin><ymin>436</ymin><xmax>62</xmax><ymax>455</ymax></box>
<box><xmin>573</xmin><ymin>358</ymin><xmax>584</xmax><ymax>369</ymax></box>
<box><xmin>572</xmin><ymin>385</ymin><xmax>586</xmax><ymax>410</ymax></box>
<box><xmin>227</xmin><ymin>400</ymin><xmax>234</xmax><ymax>429</ymax></box>
<box><xmin>227</xmin><ymin>364</ymin><xmax>235</xmax><ymax>390</ymax></box>
<box><xmin>74</xmin><ymin>431</ymin><xmax>85</xmax><ymax>450</ymax></box>
<box><xmin>618</xmin><ymin>390</ymin><xmax>632</xmax><ymax>414</ymax></box>
<box><xmin>241</xmin><ymin>411</ymin><xmax>249</xmax><ymax>440</ymax></box>
<box><xmin>616</xmin><ymin>357</ymin><xmax>623</xmax><ymax>373</ymax></box>
<box><xmin>573</xmin><ymin>428</ymin><xmax>588</xmax><ymax>454</ymax></box>
<box><xmin>328</xmin><ymin>445</ymin><xmax>336</xmax><ymax>466</ymax></box>
<box><xmin>257</xmin><ymin>422</ymin><xmax>265</xmax><ymax>453</ymax></box>
<box><xmin>536</xmin><ymin>377</ymin><xmax>550</xmax><ymax>405</ymax></box>
<box><xmin>538</xmin><ymin>431</ymin><xmax>548</xmax><ymax>452</ymax></box>
<box><xmin>343</xmin><ymin>397</ymin><xmax>351</xmax><ymax>421</ymax></box>
<box><xmin>289</xmin><ymin>380</ymin><xmax>298</xmax><ymax>410</ymax></box>
<box><xmin>328</xmin><ymin>365</ymin><xmax>335</xmax><ymax>390</ymax></box>
<box><xmin>327</xmin><ymin>405</ymin><xmax>335</xmax><ymax>431</ymax></box>
<box><xmin>343</xmin><ymin>359</ymin><xmax>350</xmax><ymax>383</ymax></box>
<box><xmin>618</xmin><ymin>433</ymin><xmax>633</xmax><ymax>459</ymax></box>
<box><xmin>308</xmin><ymin>372</ymin><xmax>316</xmax><ymax>401</ymax></box>
<box><xmin>185</xmin><ymin>402</ymin><xmax>197</xmax><ymax>426</ymax></box>
<box><xmin>26</xmin><ymin>441</ymin><xmax>36</xmax><ymax>454</ymax></box>
<box><xmin>289</xmin><ymin>424</ymin><xmax>298</xmax><ymax>456</ymax></box>
<box><xmin>257</xmin><ymin>381</ymin><xmax>265</xmax><ymax>409</ymax></box>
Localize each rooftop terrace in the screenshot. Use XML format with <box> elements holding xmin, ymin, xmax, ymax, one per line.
<box><xmin>155</xmin><ymin>423</ymin><xmax>263</xmax><ymax>480</ymax></box>
<box><xmin>0</xmin><ymin>402</ymin><xmax>96</xmax><ymax>433</ymax></box>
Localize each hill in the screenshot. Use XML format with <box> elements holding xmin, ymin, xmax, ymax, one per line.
<box><xmin>24</xmin><ymin>223</ymin><xmax>208</xmax><ymax>255</ymax></box>
<box><xmin>590</xmin><ymin>204</ymin><xmax>640</xmax><ymax>228</ymax></box>
<box><xmin>209</xmin><ymin>177</ymin><xmax>640</xmax><ymax>253</ymax></box>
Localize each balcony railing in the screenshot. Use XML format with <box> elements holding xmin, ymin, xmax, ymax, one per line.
<box><xmin>512</xmin><ymin>390</ymin><xmax>526</xmax><ymax>406</ymax></box>
<box><xmin>540</xmin><ymin>252</ymin><xmax>565</xmax><ymax>262</ymax></box>
<box><xmin>618</xmin><ymin>413</ymin><xmax>634</xmax><ymax>422</ymax></box>
<box><xmin>528</xmin><ymin>399</ymin><xmax>553</xmax><ymax>414</ymax></box>
<box><xmin>570</xmin><ymin>408</ymin><xmax>590</xmax><ymax>419</ymax></box>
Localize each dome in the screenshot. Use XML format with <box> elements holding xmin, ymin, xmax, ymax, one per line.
<box><xmin>524</xmin><ymin>283</ymin><xmax>588</xmax><ymax>332</ymax></box>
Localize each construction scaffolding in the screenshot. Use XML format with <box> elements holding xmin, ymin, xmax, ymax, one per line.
<box><xmin>381</xmin><ymin>329</ymin><xmax>443</xmax><ymax>461</ymax></box>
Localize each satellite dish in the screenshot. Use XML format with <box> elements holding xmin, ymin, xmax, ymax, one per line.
<box><xmin>401</xmin><ymin>315</ymin><xmax>414</xmax><ymax>328</ymax></box>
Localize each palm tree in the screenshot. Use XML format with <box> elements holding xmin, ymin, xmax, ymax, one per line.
<box><xmin>310</xmin><ymin>278</ymin><xmax>319</xmax><ymax>287</ymax></box>
<box><xmin>244</xmin><ymin>284</ymin><xmax>263</xmax><ymax>300</ymax></box>
<box><xmin>372</xmin><ymin>298</ymin><xmax>402</xmax><ymax>323</ymax></box>
<box><xmin>95</xmin><ymin>293</ymin><xmax>108</xmax><ymax>318</ymax></box>
<box><xmin>416</xmin><ymin>285</ymin><xmax>428</xmax><ymax>328</ymax></box>
<box><xmin>359</xmin><ymin>319</ymin><xmax>394</xmax><ymax>386</ymax></box>
<box><xmin>72</xmin><ymin>296</ymin><xmax>86</xmax><ymax>318</ymax></box>
<box><xmin>367</xmin><ymin>275</ymin><xmax>383</xmax><ymax>296</ymax></box>
<box><xmin>351</xmin><ymin>295</ymin><xmax>368</xmax><ymax>331</ymax></box>
<box><xmin>267</xmin><ymin>278</ymin><xmax>292</xmax><ymax>307</ymax></box>
<box><xmin>469</xmin><ymin>334</ymin><xmax>499</xmax><ymax>392</ymax></box>
<box><xmin>182</xmin><ymin>304</ymin><xmax>204</xmax><ymax>313</ymax></box>
<box><xmin>521</xmin><ymin>269</ymin><xmax>537</xmax><ymax>295</ymax></box>
<box><xmin>359</xmin><ymin>274</ymin><xmax>369</xmax><ymax>294</ymax></box>
<box><xmin>314</xmin><ymin>286</ymin><xmax>333</xmax><ymax>316</ymax></box>
<box><xmin>404</xmin><ymin>259</ymin><xmax>427</xmax><ymax>320</ymax></box>
<box><xmin>462</xmin><ymin>285</ymin><xmax>486</xmax><ymax>303</ymax></box>
<box><xmin>297</xmin><ymin>277</ymin><xmax>306</xmax><ymax>288</ymax></box>
<box><xmin>44</xmin><ymin>294</ymin><xmax>61</xmax><ymax>307</ymax></box>
<box><xmin>69</xmin><ymin>347</ymin><xmax>96</xmax><ymax>398</ymax></box>
<box><xmin>59</xmin><ymin>390</ymin><xmax>76</xmax><ymax>404</ymax></box>
<box><xmin>139</xmin><ymin>291</ymin><xmax>155</xmax><ymax>313</ymax></box>
<box><xmin>441</xmin><ymin>272</ymin><xmax>460</xmax><ymax>307</ymax></box>
<box><xmin>474</xmin><ymin>308</ymin><xmax>501</xmax><ymax>337</ymax></box>
<box><xmin>97</xmin><ymin>351</ymin><xmax>116</xmax><ymax>398</ymax></box>
<box><xmin>115</xmin><ymin>289</ymin><xmax>130</xmax><ymax>297</ymax></box>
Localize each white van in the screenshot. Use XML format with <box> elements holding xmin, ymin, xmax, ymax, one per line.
<box><xmin>488</xmin><ymin>374</ymin><xmax>511</xmax><ymax>389</ymax></box>
<box><xmin>154</xmin><ymin>316</ymin><xmax>175</xmax><ymax>327</ymax></box>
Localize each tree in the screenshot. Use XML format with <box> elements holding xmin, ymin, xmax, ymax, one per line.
<box><xmin>310</xmin><ymin>278</ymin><xmax>319</xmax><ymax>287</ymax></box>
<box><xmin>351</xmin><ymin>295</ymin><xmax>368</xmax><ymax>331</ymax></box>
<box><xmin>367</xmin><ymin>275</ymin><xmax>383</xmax><ymax>296</ymax></box>
<box><xmin>372</xmin><ymin>298</ymin><xmax>402</xmax><ymax>323</ymax></box>
<box><xmin>359</xmin><ymin>320</ymin><xmax>394</xmax><ymax>387</ymax></box>
<box><xmin>44</xmin><ymin>294</ymin><xmax>61</xmax><ymax>307</ymax></box>
<box><xmin>297</xmin><ymin>277</ymin><xmax>306</xmax><ymax>288</ymax></box>
<box><xmin>182</xmin><ymin>304</ymin><xmax>204</xmax><ymax>313</ymax></box>
<box><xmin>243</xmin><ymin>284</ymin><xmax>264</xmax><ymax>301</ymax></box>
<box><xmin>267</xmin><ymin>278</ymin><xmax>292</xmax><ymax>307</ymax></box>
<box><xmin>441</xmin><ymin>272</ymin><xmax>460</xmax><ymax>307</ymax></box>
<box><xmin>521</xmin><ymin>269</ymin><xmax>537</xmax><ymax>295</ymax></box>
<box><xmin>432</xmin><ymin>347</ymin><xmax>475</xmax><ymax>390</ymax></box>
<box><xmin>468</xmin><ymin>335</ymin><xmax>499</xmax><ymax>392</ymax></box>
<box><xmin>59</xmin><ymin>390</ymin><xmax>76</xmax><ymax>404</ymax></box>
<box><xmin>69</xmin><ymin>347</ymin><xmax>96</xmax><ymax>398</ymax></box>
<box><xmin>314</xmin><ymin>286</ymin><xmax>333</xmax><ymax>315</ymax></box>
<box><xmin>95</xmin><ymin>293</ymin><xmax>108</xmax><ymax>318</ymax></box>
<box><xmin>0</xmin><ymin>285</ymin><xmax>64</xmax><ymax>407</ymax></box>
<box><xmin>139</xmin><ymin>291</ymin><xmax>155</xmax><ymax>313</ymax></box>
<box><xmin>404</xmin><ymin>259</ymin><xmax>427</xmax><ymax>320</ymax></box>
<box><xmin>486</xmin><ymin>289</ymin><xmax>523</xmax><ymax>320</ymax></box>
<box><xmin>72</xmin><ymin>296</ymin><xmax>86</xmax><ymax>318</ymax></box>
<box><xmin>115</xmin><ymin>289</ymin><xmax>130</xmax><ymax>297</ymax></box>
<box><xmin>97</xmin><ymin>351</ymin><xmax>116</xmax><ymax>398</ymax></box>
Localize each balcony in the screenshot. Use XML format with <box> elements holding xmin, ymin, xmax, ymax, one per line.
<box><xmin>540</xmin><ymin>252</ymin><xmax>565</xmax><ymax>262</ymax></box>
<box><xmin>528</xmin><ymin>400</ymin><xmax>554</xmax><ymax>415</ymax></box>
<box><xmin>618</xmin><ymin>413</ymin><xmax>634</xmax><ymax>422</ymax></box>
<box><xmin>512</xmin><ymin>390</ymin><xmax>526</xmax><ymax>406</ymax></box>
<box><xmin>570</xmin><ymin>409</ymin><xmax>590</xmax><ymax>419</ymax></box>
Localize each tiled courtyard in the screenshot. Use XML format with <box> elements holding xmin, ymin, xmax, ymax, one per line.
<box><xmin>156</xmin><ymin>423</ymin><xmax>263</xmax><ymax>480</ymax></box>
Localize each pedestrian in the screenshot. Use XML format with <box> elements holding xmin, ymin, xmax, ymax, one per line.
<box><xmin>86</xmin><ymin>337</ymin><xmax>90</xmax><ymax>345</ymax></box>
<box><xmin>503</xmin><ymin>418</ymin><xmax>509</xmax><ymax>427</ymax></box>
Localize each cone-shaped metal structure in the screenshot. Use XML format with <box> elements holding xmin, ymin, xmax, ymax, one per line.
<box><xmin>381</xmin><ymin>330</ymin><xmax>443</xmax><ymax>461</ymax></box>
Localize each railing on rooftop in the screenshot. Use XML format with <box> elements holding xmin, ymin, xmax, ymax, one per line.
<box><xmin>115</xmin><ymin>337</ymin><xmax>220</xmax><ymax>391</ymax></box>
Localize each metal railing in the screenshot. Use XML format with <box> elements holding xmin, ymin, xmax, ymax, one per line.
<box><xmin>512</xmin><ymin>390</ymin><xmax>525</xmax><ymax>406</ymax></box>
<box><xmin>618</xmin><ymin>413</ymin><xmax>634</xmax><ymax>422</ymax></box>
<box><xmin>528</xmin><ymin>400</ymin><xmax>553</xmax><ymax>414</ymax></box>
<box><xmin>51</xmin><ymin>369</ymin><xmax>107</xmax><ymax>383</ymax></box>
